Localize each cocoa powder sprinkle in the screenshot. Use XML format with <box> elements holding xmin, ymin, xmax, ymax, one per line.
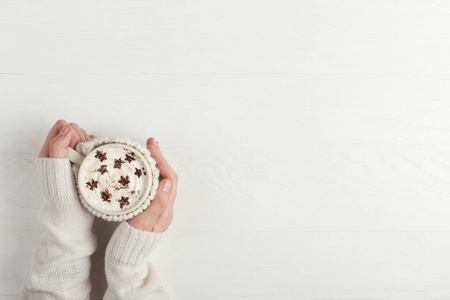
<box><xmin>118</xmin><ymin>175</ymin><xmax>130</xmax><ymax>187</ymax></box>
<box><xmin>114</xmin><ymin>158</ymin><xmax>125</xmax><ymax>169</ymax></box>
<box><xmin>97</xmin><ymin>164</ymin><xmax>108</xmax><ymax>175</ymax></box>
<box><xmin>135</xmin><ymin>168</ymin><xmax>142</xmax><ymax>178</ymax></box>
<box><xmin>125</xmin><ymin>153</ymin><xmax>136</xmax><ymax>163</ymax></box>
<box><xmin>95</xmin><ymin>150</ymin><xmax>107</xmax><ymax>162</ymax></box>
<box><xmin>117</xmin><ymin>196</ymin><xmax>130</xmax><ymax>209</ymax></box>
<box><xmin>86</xmin><ymin>179</ymin><xmax>98</xmax><ymax>190</ymax></box>
<box><xmin>100</xmin><ymin>188</ymin><xmax>112</xmax><ymax>202</ymax></box>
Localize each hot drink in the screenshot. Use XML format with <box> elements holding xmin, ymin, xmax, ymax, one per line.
<box><xmin>78</xmin><ymin>143</ymin><xmax>151</xmax><ymax>214</ymax></box>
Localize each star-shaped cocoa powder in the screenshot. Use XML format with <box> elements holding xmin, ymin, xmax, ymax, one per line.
<box><xmin>95</xmin><ymin>150</ymin><xmax>107</xmax><ymax>162</ymax></box>
<box><xmin>125</xmin><ymin>153</ymin><xmax>136</xmax><ymax>163</ymax></box>
<box><xmin>100</xmin><ymin>188</ymin><xmax>112</xmax><ymax>202</ymax></box>
<box><xmin>97</xmin><ymin>164</ymin><xmax>108</xmax><ymax>175</ymax></box>
<box><xmin>117</xmin><ymin>196</ymin><xmax>130</xmax><ymax>209</ymax></box>
<box><xmin>86</xmin><ymin>179</ymin><xmax>98</xmax><ymax>190</ymax></box>
<box><xmin>135</xmin><ymin>168</ymin><xmax>142</xmax><ymax>178</ymax></box>
<box><xmin>118</xmin><ymin>175</ymin><xmax>130</xmax><ymax>187</ymax></box>
<box><xmin>114</xmin><ymin>158</ymin><xmax>125</xmax><ymax>169</ymax></box>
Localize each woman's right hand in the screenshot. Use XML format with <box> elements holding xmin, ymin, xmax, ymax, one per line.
<box><xmin>127</xmin><ymin>137</ymin><xmax>178</xmax><ymax>233</ymax></box>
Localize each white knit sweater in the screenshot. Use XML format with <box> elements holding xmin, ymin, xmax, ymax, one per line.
<box><xmin>21</xmin><ymin>157</ymin><xmax>169</xmax><ymax>299</ymax></box>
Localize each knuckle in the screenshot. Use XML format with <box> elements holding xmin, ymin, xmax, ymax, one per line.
<box><xmin>166</xmin><ymin>211</ymin><xmax>173</xmax><ymax>223</ymax></box>
<box><xmin>171</xmin><ymin>173</ymin><xmax>179</xmax><ymax>183</ymax></box>
<box><xmin>148</xmin><ymin>145</ymin><xmax>159</xmax><ymax>154</ymax></box>
<box><xmin>56</xmin><ymin>119</ymin><xmax>67</xmax><ymax>126</ymax></box>
<box><xmin>154</xmin><ymin>196</ymin><xmax>169</xmax><ymax>212</ymax></box>
<box><xmin>160</xmin><ymin>210</ymin><xmax>173</xmax><ymax>224</ymax></box>
<box><xmin>49</xmin><ymin>138</ymin><xmax>63</xmax><ymax>147</ymax></box>
<box><xmin>155</xmin><ymin>203</ymin><xmax>166</xmax><ymax>213</ymax></box>
<box><xmin>72</xmin><ymin>134</ymin><xmax>80</xmax><ymax>142</ymax></box>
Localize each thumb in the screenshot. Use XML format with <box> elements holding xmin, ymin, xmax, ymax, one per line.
<box><xmin>126</xmin><ymin>179</ymin><xmax>171</xmax><ymax>232</ymax></box>
<box><xmin>147</xmin><ymin>179</ymin><xmax>172</xmax><ymax>218</ymax></box>
<box><xmin>49</xmin><ymin>124</ymin><xmax>73</xmax><ymax>158</ymax></box>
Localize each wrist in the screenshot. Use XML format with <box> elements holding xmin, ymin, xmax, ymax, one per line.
<box><xmin>35</xmin><ymin>157</ymin><xmax>78</xmax><ymax>199</ymax></box>
<box><xmin>106</xmin><ymin>221</ymin><xmax>164</xmax><ymax>265</ymax></box>
<box><xmin>35</xmin><ymin>157</ymin><xmax>95</xmax><ymax>228</ymax></box>
<box><xmin>126</xmin><ymin>218</ymin><xmax>169</xmax><ymax>233</ymax></box>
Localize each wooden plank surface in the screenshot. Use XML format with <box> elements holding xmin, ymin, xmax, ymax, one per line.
<box><xmin>2</xmin><ymin>1</ymin><xmax>450</xmax><ymax>299</ymax></box>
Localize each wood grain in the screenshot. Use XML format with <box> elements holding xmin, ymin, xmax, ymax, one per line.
<box><xmin>2</xmin><ymin>1</ymin><xmax>450</xmax><ymax>299</ymax></box>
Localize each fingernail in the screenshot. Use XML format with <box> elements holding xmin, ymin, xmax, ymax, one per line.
<box><xmin>163</xmin><ymin>180</ymin><xmax>171</xmax><ymax>192</ymax></box>
<box><xmin>60</xmin><ymin>125</ymin><xmax>70</xmax><ymax>135</ymax></box>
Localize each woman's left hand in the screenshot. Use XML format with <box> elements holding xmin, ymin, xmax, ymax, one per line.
<box><xmin>38</xmin><ymin>119</ymin><xmax>97</xmax><ymax>158</ymax></box>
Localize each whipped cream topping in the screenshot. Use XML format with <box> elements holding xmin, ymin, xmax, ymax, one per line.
<box><xmin>79</xmin><ymin>144</ymin><xmax>150</xmax><ymax>213</ymax></box>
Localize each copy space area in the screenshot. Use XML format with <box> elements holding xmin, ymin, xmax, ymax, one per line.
<box><xmin>2</xmin><ymin>1</ymin><xmax>450</xmax><ymax>299</ymax></box>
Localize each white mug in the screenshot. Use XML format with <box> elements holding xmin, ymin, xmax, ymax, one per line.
<box><xmin>65</xmin><ymin>139</ymin><xmax>159</xmax><ymax>221</ymax></box>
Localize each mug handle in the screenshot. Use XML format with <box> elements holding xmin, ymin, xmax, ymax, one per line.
<box><xmin>66</xmin><ymin>146</ymin><xmax>86</xmax><ymax>165</ymax></box>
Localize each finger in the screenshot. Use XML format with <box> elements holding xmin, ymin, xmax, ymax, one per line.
<box><xmin>48</xmin><ymin>124</ymin><xmax>73</xmax><ymax>158</ymax></box>
<box><xmin>165</xmin><ymin>178</ymin><xmax>177</xmax><ymax>211</ymax></box>
<box><xmin>69</xmin><ymin>123</ymin><xmax>86</xmax><ymax>142</ymax></box>
<box><xmin>89</xmin><ymin>135</ymin><xmax>97</xmax><ymax>140</ymax></box>
<box><xmin>152</xmin><ymin>180</ymin><xmax>174</xmax><ymax>232</ymax></box>
<box><xmin>147</xmin><ymin>137</ymin><xmax>157</xmax><ymax>146</ymax></box>
<box><xmin>146</xmin><ymin>138</ymin><xmax>177</xmax><ymax>181</ymax></box>
<box><xmin>155</xmin><ymin>204</ymin><xmax>174</xmax><ymax>232</ymax></box>
<box><xmin>158</xmin><ymin>178</ymin><xmax>176</xmax><ymax>217</ymax></box>
<box><xmin>127</xmin><ymin>179</ymin><xmax>171</xmax><ymax>232</ymax></box>
<box><xmin>80</xmin><ymin>128</ymin><xmax>91</xmax><ymax>141</ymax></box>
<box><xmin>147</xmin><ymin>179</ymin><xmax>171</xmax><ymax>219</ymax></box>
<box><xmin>146</xmin><ymin>137</ymin><xmax>178</xmax><ymax>212</ymax></box>
<box><xmin>68</xmin><ymin>125</ymin><xmax>81</xmax><ymax>149</ymax></box>
<box><xmin>39</xmin><ymin>119</ymin><xmax>69</xmax><ymax>157</ymax></box>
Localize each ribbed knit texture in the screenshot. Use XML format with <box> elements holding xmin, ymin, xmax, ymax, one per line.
<box><xmin>21</xmin><ymin>158</ymin><xmax>98</xmax><ymax>300</ymax></box>
<box><xmin>21</xmin><ymin>157</ymin><xmax>169</xmax><ymax>300</ymax></box>
<box><xmin>107</xmin><ymin>221</ymin><xmax>164</xmax><ymax>265</ymax></box>
<box><xmin>36</xmin><ymin>157</ymin><xmax>78</xmax><ymax>199</ymax></box>
<box><xmin>103</xmin><ymin>221</ymin><xmax>169</xmax><ymax>299</ymax></box>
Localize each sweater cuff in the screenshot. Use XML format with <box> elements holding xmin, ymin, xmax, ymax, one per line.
<box><xmin>35</xmin><ymin>157</ymin><xmax>78</xmax><ymax>199</ymax></box>
<box><xmin>106</xmin><ymin>221</ymin><xmax>164</xmax><ymax>266</ymax></box>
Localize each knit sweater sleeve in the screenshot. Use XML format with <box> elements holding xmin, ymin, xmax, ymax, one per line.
<box><xmin>21</xmin><ymin>157</ymin><xmax>97</xmax><ymax>300</ymax></box>
<box><xmin>103</xmin><ymin>221</ymin><xmax>170</xmax><ymax>299</ymax></box>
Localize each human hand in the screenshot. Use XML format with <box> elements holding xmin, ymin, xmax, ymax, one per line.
<box><xmin>25</xmin><ymin>121</ymin><xmax>99</xmax><ymax>300</ymax></box>
<box><xmin>38</xmin><ymin>119</ymin><xmax>97</xmax><ymax>158</ymax></box>
<box><xmin>127</xmin><ymin>138</ymin><xmax>178</xmax><ymax>233</ymax></box>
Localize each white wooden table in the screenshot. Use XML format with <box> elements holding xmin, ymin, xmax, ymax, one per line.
<box><xmin>2</xmin><ymin>1</ymin><xmax>450</xmax><ymax>299</ymax></box>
